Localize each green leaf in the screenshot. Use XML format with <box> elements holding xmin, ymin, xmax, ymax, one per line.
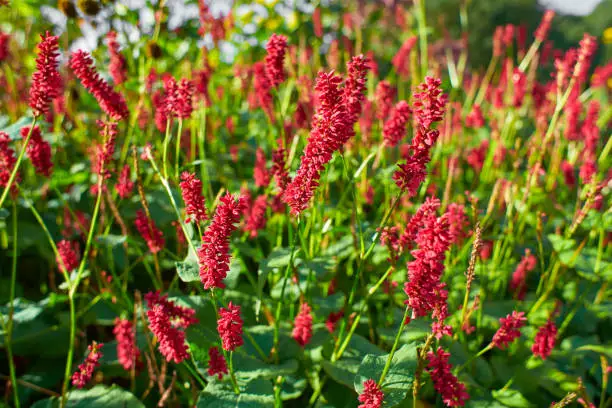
<box><xmin>225</xmin><ymin>258</ymin><xmax>243</xmax><ymax>289</ymax></box>
<box><xmin>491</xmin><ymin>389</ymin><xmax>534</xmax><ymax>408</ymax></box>
<box><xmin>465</xmin><ymin>399</ymin><xmax>508</xmax><ymax>408</ymax></box>
<box><xmin>233</xmin><ymin>352</ymin><xmax>298</xmax><ymax>381</ymax></box>
<box><xmin>31</xmin><ymin>385</ymin><xmax>144</xmax><ymax>408</ymax></box>
<box><xmin>378</xmin><ymin>311</ymin><xmax>430</xmax><ymax>344</ymax></box>
<box><xmin>264</xmin><ymin>247</ymin><xmax>294</xmax><ymax>269</ymax></box>
<box><xmin>176</xmin><ymin>245</ymin><xmax>199</xmax><ymax>282</ymax></box>
<box><xmin>297</xmin><ymin>257</ymin><xmax>334</xmax><ymax>280</ymax></box>
<box><xmin>242</xmin><ymin>326</ymin><xmax>300</xmax><ymax>362</ymax></box>
<box><xmin>196</xmin><ymin>378</ymin><xmax>275</xmax><ymax>407</ymax></box>
<box><xmin>1</xmin><ymin>298</ymin><xmax>44</xmax><ymax>323</ymax></box>
<box><xmin>322</xmin><ymin>335</ymin><xmax>384</xmax><ymax>388</ymax></box>
<box><xmin>354</xmin><ymin>343</ymin><xmax>417</xmax><ymax>407</ymax></box>
<box><xmin>0</xmin><ymin>298</ymin><xmax>69</xmax><ymax>357</ymax></box>
<box><xmin>323</xmin><ymin>235</ymin><xmax>355</xmax><ymax>260</ymax></box>
<box><xmin>547</xmin><ymin>234</ymin><xmax>577</xmax><ymax>266</ymax></box>
<box><xmin>257</xmin><ymin>247</ymin><xmax>297</xmax><ymax>317</ymax></box>
<box><xmin>1</xmin><ymin>116</ymin><xmax>33</xmax><ymax>140</ymax></box>
<box><xmin>547</xmin><ymin>234</ymin><xmax>575</xmax><ymax>253</ymax></box>
<box><xmin>280</xmin><ymin>376</ymin><xmax>307</xmax><ymax>401</ymax></box>
<box><xmin>95</xmin><ymin>235</ymin><xmax>127</xmax><ymax>247</ymax></box>
<box><xmin>312</xmin><ymin>292</ymin><xmax>345</xmax><ymax>316</ymax></box>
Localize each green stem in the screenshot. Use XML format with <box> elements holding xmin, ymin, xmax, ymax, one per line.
<box><xmin>333</xmin><ymin>266</ymin><xmax>395</xmax><ymax>361</ymax></box>
<box><xmin>518</xmin><ymin>39</ymin><xmax>542</xmax><ymax>73</ymax></box>
<box><xmin>272</xmin><ymin>217</ymin><xmax>300</xmax><ymax>362</ymax></box>
<box><xmin>61</xmin><ymin>178</ymin><xmax>104</xmax><ymax>407</ymax></box>
<box><xmin>378</xmin><ymin>307</ymin><xmax>410</xmax><ymax>386</ymax></box>
<box><xmin>175</xmin><ymin>119</ymin><xmax>183</xmax><ymax>179</ymax></box>
<box><xmin>60</xmin><ymin>296</ymin><xmax>76</xmax><ymax>408</ymax></box>
<box><xmin>228</xmin><ymin>351</ymin><xmax>240</xmax><ymax>395</ymax></box>
<box><xmin>474</xmin><ymin>57</ymin><xmax>498</xmax><ymax>107</ymax></box>
<box><xmin>5</xmin><ymin>201</ymin><xmax>20</xmax><ymax>408</ymax></box>
<box><xmin>147</xmin><ymin>155</ymin><xmax>198</xmax><ymax>257</ymax></box>
<box><xmin>69</xmin><ymin>181</ymin><xmax>104</xmax><ymax>297</ymax></box>
<box><xmin>162</xmin><ymin>119</ymin><xmax>172</xmax><ymax>180</ymax></box>
<box><xmin>456</xmin><ymin>343</ymin><xmax>493</xmax><ymax>374</ymax></box>
<box><xmin>415</xmin><ymin>0</ymin><xmax>428</xmax><ymax>80</ymax></box>
<box><xmin>198</xmin><ymin>107</ymin><xmax>213</xmax><ymax>203</ymax></box>
<box><xmin>598</xmin><ymin>127</ymin><xmax>612</xmax><ymax>167</ymax></box>
<box><xmin>600</xmin><ymin>356</ymin><xmax>609</xmax><ymax>408</ymax></box>
<box><xmin>333</xmin><ymin>193</ymin><xmax>401</xmax><ymax>358</ymax></box>
<box><xmin>0</xmin><ymin>116</ymin><xmax>38</xmax><ymax>210</ymax></box>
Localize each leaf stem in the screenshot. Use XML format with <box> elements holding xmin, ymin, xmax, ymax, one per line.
<box><xmin>0</xmin><ymin>116</ymin><xmax>38</xmax><ymax>209</ymax></box>
<box><xmin>5</xmin><ymin>201</ymin><xmax>20</xmax><ymax>408</ymax></box>
<box><xmin>378</xmin><ymin>306</ymin><xmax>410</xmax><ymax>386</ymax></box>
<box><xmin>272</xmin><ymin>216</ymin><xmax>300</xmax><ymax>362</ymax></box>
<box><xmin>162</xmin><ymin>119</ymin><xmax>172</xmax><ymax>180</ymax></box>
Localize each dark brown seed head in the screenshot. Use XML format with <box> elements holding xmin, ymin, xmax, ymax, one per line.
<box><xmin>58</xmin><ymin>0</ymin><xmax>78</xmax><ymax>18</ymax></box>
<box><xmin>77</xmin><ymin>0</ymin><xmax>100</xmax><ymax>16</ymax></box>
<box><xmin>146</xmin><ymin>41</ymin><xmax>162</xmax><ymax>60</ymax></box>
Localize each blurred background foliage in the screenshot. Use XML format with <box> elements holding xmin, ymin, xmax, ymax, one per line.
<box><xmin>425</xmin><ymin>0</ymin><xmax>612</xmax><ymax>67</ymax></box>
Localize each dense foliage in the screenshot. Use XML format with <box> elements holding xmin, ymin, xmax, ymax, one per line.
<box><xmin>0</xmin><ymin>1</ymin><xmax>610</xmax><ymax>407</ymax></box>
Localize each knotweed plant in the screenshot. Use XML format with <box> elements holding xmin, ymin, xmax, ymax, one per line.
<box><xmin>0</xmin><ymin>1</ymin><xmax>609</xmax><ymax>408</ymax></box>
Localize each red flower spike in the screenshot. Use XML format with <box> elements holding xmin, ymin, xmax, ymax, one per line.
<box><xmin>573</xmin><ymin>34</ymin><xmax>597</xmax><ymax>84</ymax></box>
<box><xmin>0</xmin><ymin>31</ymin><xmax>10</xmax><ymax>62</ymax></box>
<box><xmin>113</xmin><ymin>318</ymin><xmax>141</xmax><ymax>371</ymax></box>
<box><xmin>71</xmin><ymin>341</ymin><xmax>104</xmax><ymax>388</ymax></box>
<box><xmin>325</xmin><ymin>310</ymin><xmax>344</xmax><ymax>333</ymax></box>
<box><xmin>21</xmin><ymin>126</ymin><xmax>53</xmax><ymax>177</ymax></box>
<box><xmin>492</xmin><ymin>311</ymin><xmax>527</xmax><ymax>349</ymax></box>
<box><xmin>383</xmin><ymin>101</ymin><xmax>411</xmax><ymax>147</ymax></box>
<box><xmin>342</xmin><ymin>54</ymin><xmax>370</xmax><ymax>125</ymax></box>
<box><xmin>134</xmin><ymin>209</ymin><xmax>165</xmax><ymax>254</ymax></box>
<box><xmin>512</xmin><ymin>68</ymin><xmax>527</xmax><ymax>108</ymax></box>
<box><xmin>245</xmin><ymin>194</ymin><xmax>268</xmax><ymax>238</ymax></box>
<box><xmin>375</xmin><ymin>81</ymin><xmax>396</xmax><ymax>121</ymax></box>
<box><xmin>446</xmin><ymin>203</ymin><xmax>470</xmax><ymax>245</ymax></box>
<box><xmin>357</xmin><ymin>379</ymin><xmax>384</xmax><ymax>408</ymax></box>
<box><xmin>106</xmin><ymin>31</ymin><xmax>127</xmax><ymax>85</ymax></box>
<box><xmin>145</xmin><ymin>291</ymin><xmax>198</xmax><ymax>363</ymax></box>
<box><xmin>392</xmin><ymin>36</ymin><xmax>417</xmax><ymax>77</ymax></box>
<box><xmin>57</xmin><ymin>240</ymin><xmax>80</xmax><ymax>273</ymax></box>
<box><xmin>253</xmin><ymin>62</ymin><xmax>275</xmax><ymax>121</ymax></box>
<box><xmin>254</xmin><ymin>148</ymin><xmax>271</xmax><ymax>188</ymax></box>
<box><xmin>283</xmin><ymin>71</ymin><xmax>353</xmax><ymax>214</ymax></box>
<box><xmin>69</xmin><ymin>50</ymin><xmax>128</xmax><ymax>121</ymax></box>
<box><xmin>393</xmin><ymin>77</ymin><xmax>446</xmax><ymax>197</ymax></box>
<box><xmin>426</xmin><ymin>347</ymin><xmax>470</xmax><ymax>407</ymax></box>
<box><xmin>402</xmin><ymin>198</ymin><xmax>453</xmax><ymax>336</ymax></box>
<box><xmin>510</xmin><ymin>250</ymin><xmax>537</xmax><ymax>300</ymax></box>
<box><xmin>217</xmin><ymin>302</ymin><xmax>244</xmax><ymax>352</ymax></box>
<box><xmin>271</xmin><ymin>140</ymin><xmax>290</xmax><ymax>193</ymax></box>
<box><xmin>465</xmin><ymin>104</ymin><xmax>485</xmax><ymax>128</ymax></box>
<box><xmin>116</xmin><ymin>164</ymin><xmax>134</xmax><ymax>199</ymax></box>
<box><xmin>93</xmin><ymin>120</ymin><xmax>118</xmax><ymax>179</ymax></box>
<box><xmin>198</xmin><ymin>193</ymin><xmax>245</xmax><ymax>289</ymax></box>
<box><xmin>592</xmin><ymin>62</ymin><xmax>612</xmax><ymax>87</ymax></box>
<box><xmin>292</xmin><ymin>302</ymin><xmax>313</xmax><ymax>347</ymax></box>
<box><xmin>207</xmin><ymin>346</ymin><xmax>228</xmax><ymax>379</ymax></box>
<box><xmin>265</xmin><ymin>33</ymin><xmax>288</xmax><ymax>88</ymax></box>
<box><xmin>532</xmin><ymin>319</ymin><xmax>558</xmax><ymax>360</ymax></box>
<box><xmin>493</xmin><ymin>26</ymin><xmax>504</xmax><ymax>58</ymax></box>
<box><xmin>0</xmin><ymin>132</ymin><xmax>19</xmax><ymax>196</ymax></box>
<box><xmin>29</xmin><ymin>31</ymin><xmax>62</xmax><ymax>117</ymax></box>
<box><xmin>179</xmin><ymin>171</ymin><xmax>207</xmax><ymax>224</ymax></box>
<box><xmin>159</xmin><ymin>76</ymin><xmax>195</xmax><ymax>120</ymax></box>
<box><xmin>534</xmin><ymin>10</ymin><xmax>555</xmax><ymax>42</ymax></box>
